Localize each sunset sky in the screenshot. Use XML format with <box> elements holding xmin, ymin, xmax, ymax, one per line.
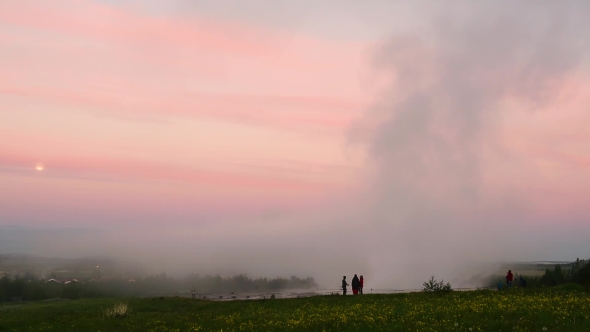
<box><xmin>1</xmin><ymin>0</ymin><xmax>376</xmax><ymax>226</ymax></box>
<box><xmin>1</xmin><ymin>0</ymin><xmax>589</xmax><ymax>286</ymax></box>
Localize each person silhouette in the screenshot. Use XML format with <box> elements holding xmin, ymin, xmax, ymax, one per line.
<box><xmin>342</xmin><ymin>276</ymin><xmax>349</xmax><ymax>296</ymax></box>
<box><xmin>359</xmin><ymin>275</ymin><xmax>364</xmax><ymax>294</ymax></box>
<box><xmin>352</xmin><ymin>274</ymin><xmax>360</xmax><ymax>295</ymax></box>
<box><xmin>506</xmin><ymin>270</ymin><xmax>514</xmax><ymax>288</ymax></box>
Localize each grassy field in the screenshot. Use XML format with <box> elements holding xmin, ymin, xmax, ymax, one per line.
<box><xmin>1</xmin><ymin>285</ymin><xmax>589</xmax><ymax>331</ymax></box>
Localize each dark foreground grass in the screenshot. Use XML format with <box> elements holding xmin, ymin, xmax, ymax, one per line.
<box><xmin>1</xmin><ymin>286</ymin><xmax>589</xmax><ymax>331</ymax></box>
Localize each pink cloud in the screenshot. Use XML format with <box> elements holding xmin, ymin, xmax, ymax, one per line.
<box><xmin>0</xmin><ymin>149</ymin><xmax>352</xmax><ymax>192</ymax></box>
<box><xmin>0</xmin><ymin>0</ymin><xmax>278</xmax><ymax>58</ymax></box>
<box><xmin>0</xmin><ymin>139</ymin><xmax>356</xmax><ymax>227</ymax></box>
<box><xmin>0</xmin><ymin>169</ymin><xmax>346</xmax><ymax>228</ymax></box>
<box><xmin>0</xmin><ymin>0</ymin><xmax>369</xmax><ymax>132</ymax></box>
<box><xmin>0</xmin><ymin>84</ymin><xmax>362</xmax><ymax>132</ymax></box>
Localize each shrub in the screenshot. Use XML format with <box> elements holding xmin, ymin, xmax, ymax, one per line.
<box><xmin>422</xmin><ymin>276</ymin><xmax>452</xmax><ymax>293</ymax></box>
<box><xmin>102</xmin><ymin>302</ymin><xmax>129</xmax><ymax>318</ymax></box>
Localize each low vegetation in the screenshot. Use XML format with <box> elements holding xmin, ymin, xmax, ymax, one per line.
<box><xmin>1</xmin><ymin>286</ymin><xmax>589</xmax><ymax>331</ymax></box>
<box><xmin>102</xmin><ymin>302</ymin><xmax>129</xmax><ymax>318</ymax></box>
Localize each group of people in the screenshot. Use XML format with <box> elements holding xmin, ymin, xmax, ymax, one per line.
<box><xmin>341</xmin><ymin>274</ymin><xmax>364</xmax><ymax>295</ymax></box>
<box><xmin>497</xmin><ymin>269</ymin><xmax>526</xmax><ymax>290</ymax></box>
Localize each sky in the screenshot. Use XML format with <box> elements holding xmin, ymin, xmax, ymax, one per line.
<box><xmin>1</xmin><ymin>0</ymin><xmax>590</xmax><ymax>288</ymax></box>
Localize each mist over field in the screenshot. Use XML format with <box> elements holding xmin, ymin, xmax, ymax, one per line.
<box><xmin>1</xmin><ymin>0</ymin><xmax>590</xmax><ymax>290</ymax></box>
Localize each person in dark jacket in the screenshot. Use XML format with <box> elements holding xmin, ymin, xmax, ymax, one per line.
<box><xmin>351</xmin><ymin>274</ymin><xmax>360</xmax><ymax>295</ymax></box>
<box><xmin>342</xmin><ymin>276</ymin><xmax>348</xmax><ymax>295</ymax></box>
<box><xmin>359</xmin><ymin>275</ymin><xmax>364</xmax><ymax>294</ymax></box>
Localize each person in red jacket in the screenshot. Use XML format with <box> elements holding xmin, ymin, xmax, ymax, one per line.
<box><xmin>506</xmin><ymin>270</ymin><xmax>514</xmax><ymax>288</ymax></box>
<box><xmin>359</xmin><ymin>275</ymin><xmax>364</xmax><ymax>294</ymax></box>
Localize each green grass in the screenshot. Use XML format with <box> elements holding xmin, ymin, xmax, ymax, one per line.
<box><xmin>1</xmin><ymin>287</ymin><xmax>589</xmax><ymax>331</ymax></box>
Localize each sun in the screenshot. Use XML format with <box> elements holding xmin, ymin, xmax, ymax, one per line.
<box><xmin>35</xmin><ymin>163</ymin><xmax>44</xmax><ymax>171</ymax></box>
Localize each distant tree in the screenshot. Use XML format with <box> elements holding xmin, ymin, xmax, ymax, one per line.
<box><xmin>554</xmin><ymin>265</ymin><xmax>565</xmax><ymax>284</ymax></box>
<box><xmin>571</xmin><ymin>260</ymin><xmax>590</xmax><ymax>286</ymax></box>
<box><xmin>422</xmin><ymin>276</ymin><xmax>452</xmax><ymax>293</ymax></box>
<box><xmin>540</xmin><ymin>265</ymin><xmax>566</xmax><ymax>286</ymax></box>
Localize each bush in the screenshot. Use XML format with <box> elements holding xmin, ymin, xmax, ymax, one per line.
<box><xmin>422</xmin><ymin>276</ymin><xmax>452</xmax><ymax>293</ymax></box>
<box><xmin>102</xmin><ymin>302</ymin><xmax>129</xmax><ymax>318</ymax></box>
